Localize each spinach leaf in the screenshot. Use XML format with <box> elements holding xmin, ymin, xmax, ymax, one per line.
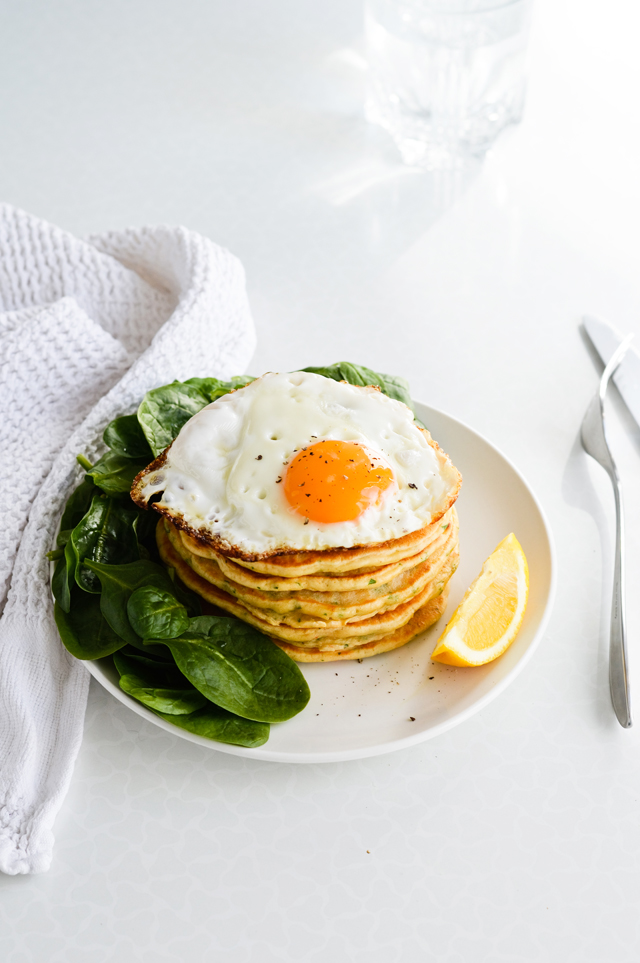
<box><xmin>69</xmin><ymin>495</ymin><xmax>140</xmax><ymax>593</ymax></box>
<box><xmin>87</xmin><ymin>450</ymin><xmax>149</xmax><ymax>496</ymax></box>
<box><xmin>114</xmin><ymin>645</ymin><xmax>180</xmax><ymax>676</ymax></box>
<box><xmin>184</xmin><ymin>374</ymin><xmax>255</xmax><ymax>403</ymax></box>
<box><xmin>136</xmin><ymin>376</ymin><xmax>257</xmax><ymax>457</ymax></box>
<box><xmin>54</xmin><ymin>588</ymin><xmax>126</xmax><ymax>660</ymax></box>
<box><xmin>301</xmin><ymin>362</ymin><xmax>424</xmax><ymax>424</ymax></box>
<box><xmin>103</xmin><ymin>414</ymin><xmax>153</xmax><ymax>459</ymax></box>
<box><xmin>84</xmin><ymin>559</ymin><xmax>177</xmax><ymax>645</ymax></box>
<box><xmin>133</xmin><ymin>510</ymin><xmax>161</xmax><ymax>562</ymax></box>
<box><xmin>56</xmin><ymin>475</ymin><xmax>96</xmax><ymax>548</ymax></box>
<box><xmin>150</xmin><ymin>704</ymin><xmax>269</xmax><ymax>747</ymax></box>
<box><xmin>50</xmin><ymin>476</ymin><xmax>98</xmax><ymax>606</ymax></box>
<box><xmin>166</xmin><ymin>568</ymin><xmax>202</xmax><ymax>617</ymax></box>
<box><xmin>52</xmin><ymin>551</ymin><xmax>73</xmax><ymax>613</ymax></box>
<box><xmin>127</xmin><ymin>636</ymin><xmax>175</xmax><ymax>659</ymax></box>
<box><xmin>137</xmin><ymin>382</ymin><xmax>210</xmax><ymax>457</ymax></box>
<box><xmin>113</xmin><ymin>650</ymin><xmax>207</xmax><ymax>714</ymax></box>
<box><xmin>148</xmin><ymin>616</ymin><xmax>310</xmax><ymax>723</ymax></box>
<box><xmin>127</xmin><ymin>586</ymin><xmax>189</xmax><ymax>640</ymax></box>
<box><xmin>113</xmin><ymin>648</ymin><xmax>269</xmax><ymax>745</ymax></box>
<box><xmin>52</xmin><ymin>476</ymin><xmax>104</xmax><ymax>610</ymax></box>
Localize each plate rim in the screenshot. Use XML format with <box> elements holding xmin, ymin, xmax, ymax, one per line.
<box><xmin>82</xmin><ymin>400</ymin><xmax>557</xmax><ymax>763</ymax></box>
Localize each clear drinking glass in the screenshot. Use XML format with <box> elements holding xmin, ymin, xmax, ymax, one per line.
<box><xmin>364</xmin><ymin>0</ymin><xmax>533</xmax><ymax>169</ymax></box>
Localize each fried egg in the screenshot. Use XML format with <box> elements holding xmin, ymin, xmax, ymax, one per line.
<box><xmin>133</xmin><ymin>371</ymin><xmax>461</xmax><ymax>555</ymax></box>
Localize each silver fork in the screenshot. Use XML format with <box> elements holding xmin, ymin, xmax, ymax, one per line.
<box><xmin>581</xmin><ymin>333</ymin><xmax>634</xmax><ymax>728</ymax></box>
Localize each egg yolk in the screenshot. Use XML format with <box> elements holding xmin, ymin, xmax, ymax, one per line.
<box><xmin>283</xmin><ymin>440</ymin><xmax>394</xmax><ymax>524</ymax></box>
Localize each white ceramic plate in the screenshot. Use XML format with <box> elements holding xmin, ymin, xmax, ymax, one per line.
<box><xmin>85</xmin><ymin>402</ymin><xmax>556</xmax><ymax>763</ymax></box>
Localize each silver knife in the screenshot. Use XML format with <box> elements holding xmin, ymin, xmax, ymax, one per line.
<box><xmin>583</xmin><ymin>315</ymin><xmax>640</xmax><ymax>430</ymax></box>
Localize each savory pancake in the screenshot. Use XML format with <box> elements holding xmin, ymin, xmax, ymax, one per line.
<box><xmin>164</xmin><ymin>511</ymin><xmax>458</xmax><ymax>623</ymax></box>
<box><xmin>179</xmin><ymin>507</ymin><xmax>458</xmax><ymax>576</ymax></box>
<box><xmin>272</xmin><ymin>586</ymin><xmax>451</xmax><ymax>662</ymax></box>
<box><xmin>157</xmin><ymin>519</ymin><xmax>458</xmax><ymax>645</ymax></box>
<box><xmin>179</xmin><ymin>508</ymin><xmax>456</xmax><ymax>590</ymax></box>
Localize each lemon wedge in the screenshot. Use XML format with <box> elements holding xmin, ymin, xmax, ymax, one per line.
<box><xmin>430</xmin><ymin>533</ymin><xmax>529</xmax><ymax>667</ymax></box>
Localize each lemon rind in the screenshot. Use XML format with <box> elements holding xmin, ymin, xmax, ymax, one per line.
<box><xmin>430</xmin><ymin>535</ymin><xmax>529</xmax><ymax>667</ymax></box>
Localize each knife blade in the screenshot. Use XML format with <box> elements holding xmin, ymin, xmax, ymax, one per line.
<box><xmin>583</xmin><ymin>315</ymin><xmax>640</xmax><ymax>431</ymax></box>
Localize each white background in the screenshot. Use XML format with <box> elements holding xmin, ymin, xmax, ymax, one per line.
<box><xmin>3</xmin><ymin>0</ymin><xmax>640</xmax><ymax>959</ymax></box>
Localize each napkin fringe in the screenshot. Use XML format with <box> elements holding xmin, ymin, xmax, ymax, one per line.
<box><xmin>0</xmin><ymin>800</ymin><xmax>54</xmax><ymax>875</ymax></box>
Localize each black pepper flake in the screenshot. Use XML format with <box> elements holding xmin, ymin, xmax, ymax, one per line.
<box><xmin>409</xmin><ymin>716</ymin><xmax>415</xmax><ymax>722</ymax></box>
<box><xmin>303</xmin><ymin>518</ymin><xmax>309</xmax><ymax>525</ymax></box>
<box><xmin>408</xmin><ymin>482</ymin><xmax>417</xmax><ymax>489</ymax></box>
<box><xmin>357</xmin><ymin>658</ymin><xmax>363</xmax><ymax>663</ymax></box>
<box><xmin>255</xmin><ymin>454</ymin><xmax>263</xmax><ymax>460</ymax></box>
<box><xmin>305</xmin><ymin>493</ymin><xmax>310</xmax><ymax>497</ymax></box>
<box><xmin>311</xmin><ymin>435</ymin><xmax>317</xmax><ymax>438</ymax></box>
<box><xmin>276</xmin><ymin>477</ymin><xmax>282</xmax><ymax>483</ymax></box>
<box><xmin>428</xmin><ymin>676</ymin><xmax>434</xmax><ymax>680</ymax></box>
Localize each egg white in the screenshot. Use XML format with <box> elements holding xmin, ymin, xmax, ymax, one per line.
<box><xmin>137</xmin><ymin>371</ymin><xmax>460</xmax><ymax>555</ymax></box>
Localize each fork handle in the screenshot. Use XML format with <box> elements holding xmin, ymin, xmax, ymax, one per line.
<box><xmin>610</xmin><ymin>476</ymin><xmax>632</xmax><ymax>727</ymax></box>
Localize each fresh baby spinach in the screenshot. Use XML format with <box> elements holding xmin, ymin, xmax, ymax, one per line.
<box><xmin>133</xmin><ymin>509</ymin><xmax>163</xmax><ymax>561</ymax></box>
<box><xmin>113</xmin><ymin>650</ymin><xmax>207</xmax><ymax>715</ymax></box>
<box><xmin>135</xmin><ymin>375</ymin><xmax>257</xmax><ymax>458</ymax></box>
<box><xmin>147</xmin><ymin>615</ymin><xmax>310</xmax><ymax>724</ymax></box>
<box><xmin>51</xmin><ymin>551</ymin><xmax>74</xmax><ymax>613</ymax></box>
<box><xmin>136</xmin><ymin>381</ymin><xmax>211</xmax><ymax>457</ymax></box>
<box><xmin>113</xmin><ymin>649</ymin><xmax>270</xmax><ymax>747</ymax></box>
<box><xmin>83</xmin><ymin>559</ymin><xmax>178</xmax><ymax>646</ymax></box>
<box><xmin>127</xmin><ymin>585</ymin><xmax>189</xmax><ymax>640</ymax></box>
<box><xmin>184</xmin><ymin>374</ymin><xmax>256</xmax><ymax>403</ymax></box>
<box><xmin>54</xmin><ymin>588</ymin><xmax>126</xmax><ymax>660</ymax></box>
<box><xmin>55</xmin><ymin>475</ymin><xmax>96</xmax><ymax>551</ymax></box>
<box><xmin>87</xmin><ymin>450</ymin><xmax>149</xmax><ymax>496</ymax></box>
<box><xmin>103</xmin><ymin>414</ymin><xmax>153</xmax><ymax>459</ymax></box>
<box><xmin>151</xmin><ymin>703</ymin><xmax>269</xmax><ymax>748</ymax></box>
<box><xmin>164</xmin><ymin>568</ymin><xmax>202</xmax><ymax>617</ymax></box>
<box><xmin>69</xmin><ymin>494</ymin><xmax>140</xmax><ymax>593</ymax></box>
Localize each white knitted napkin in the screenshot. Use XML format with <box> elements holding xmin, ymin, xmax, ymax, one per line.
<box><xmin>0</xmin><ymin>204</ymin><xmax>256</xmax><ymax>875</ymax></box>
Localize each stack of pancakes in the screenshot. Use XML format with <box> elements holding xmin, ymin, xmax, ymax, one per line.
<box><xmin>156</xmin><ymin>506</ymin><xmax>460</xmax><ymax>663</ymax></box>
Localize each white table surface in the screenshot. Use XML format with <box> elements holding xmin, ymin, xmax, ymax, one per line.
<box><xmin>3</xmin><ymin>1</ymin><xmax>640</xmax><ymax>960</ymax></box>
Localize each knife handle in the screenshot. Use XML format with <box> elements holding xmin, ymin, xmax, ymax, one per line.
<box><xmin>609</xmin><ymin>474</ymin><xmax>632</xmax><ymax>727</ymax></box>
